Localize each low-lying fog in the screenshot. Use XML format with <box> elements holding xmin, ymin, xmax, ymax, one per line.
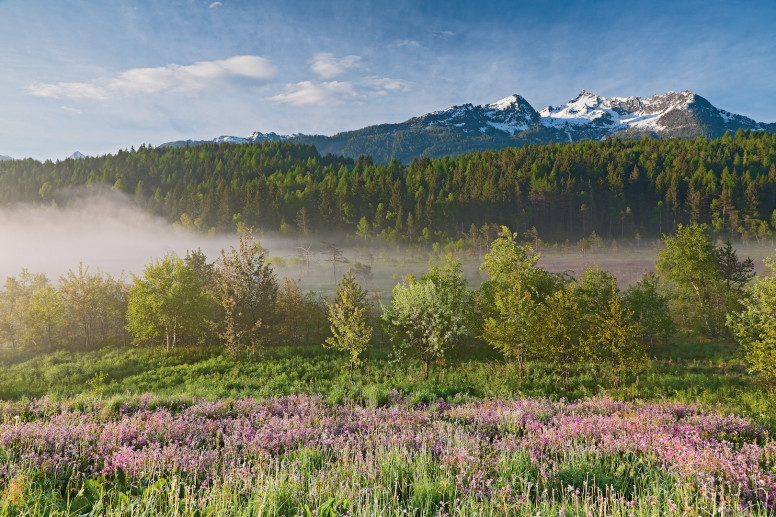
<box><xmin>0</xmin><ymin>187</ymin><xmax>445</xmax><ymax>299</ymax></box>
<box><xmin>0</xmin><ymin>187</ymin><xmax>240</xmax><ymax>282</ymax></box>
<box><xmin>1</xmin><ymin>186</ymin><xmax>772</xmax><ymax>297</ymax></box>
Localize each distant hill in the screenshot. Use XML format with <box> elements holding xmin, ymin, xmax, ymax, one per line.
<box><xmin>3</xmin><ymin>132</ymin><xmax>776</xmax><ymax>244</ymax></box>
<box><xmin>0</xmin><ymin>155</ymin><xmax>12</xmax><ymax>161</ymax></box>
<box><xmin>163</xmin><ymin>90</ymin><xmax>776</xmax><ymax>163</ymax></box>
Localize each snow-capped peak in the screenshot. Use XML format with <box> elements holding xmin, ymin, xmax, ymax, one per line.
<box><xmin>488</xmin><ymin>94</ymin><xmax>528</xmax><ymax>112</ymax></box>
<box><xmin>68</xmin><ymin>151</ymin><xmax>86</xmax><ymax>160</ymax></box>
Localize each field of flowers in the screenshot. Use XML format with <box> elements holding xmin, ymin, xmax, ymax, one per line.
<box><xmin>1</xmin><ymin>394</ymin><xmax>774</xmax><ymax>516</ymax></box>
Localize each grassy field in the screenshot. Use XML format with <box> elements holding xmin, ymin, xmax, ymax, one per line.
<box><xmin>0</xmin><ymin>337</ymin><xmax>774</xmax><ymax>424</ymax></box>
<box><xmin>1</xmin><ymin>339</ymin><xmax>775</xmax><ymax>516</ymax></box>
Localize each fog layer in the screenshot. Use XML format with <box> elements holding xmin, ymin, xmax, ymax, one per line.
<box><xmin>0</xmin><ymin>187</ymin><xmax>241</xmax><ymax>281</ymax></box>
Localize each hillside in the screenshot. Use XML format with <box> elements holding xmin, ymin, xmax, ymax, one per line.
<box><xmin>2</xmin><ymin>131</ymin><xmax>776</xmax><ymax>243</ymax></box>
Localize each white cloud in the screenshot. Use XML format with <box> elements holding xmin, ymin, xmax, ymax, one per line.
<box><xmin>208</xmin><ymin>1</ymin><xmax>223</xmax><ymax>7</ymax></box>
<box><xmin>61</xmin><ymin>106</ymin><xmax>83</xmax><ymax>115</ymax></box>
<box><xmin>394</xmin><ymin>40</ymin><xmax>421</xmax><ymax>48</ymax></box>
<box><xmin>364</xmin><ymin>77</ymin><xmax>411</xmax><ymax>93</ymax></box>
<box><xmin>431</xmin><ymin>30</ymin><xmax>455</xmax><ymax>38</ymax></box>
<box><xmin>27</xmin><ymin>55</ymin><xmax>276</xmax><ymax>100</ymax></box>
<box><xmin>269</xmin><ymin>81</ymin><xmax>356</xmax><ymax>106</ymax></box>
<box><xmin>270</xmin><ymin>76</ymin><xmax>410</xmax><ymax>106</ymax></box>
<box><xmin>310</xmin><ymin>53</ymin><xmax>362</xmax><ymax>79</ymax></box>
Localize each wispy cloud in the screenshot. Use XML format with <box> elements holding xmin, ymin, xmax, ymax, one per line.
<box><xmin>270</xmin><ymin>76</ymin><xmax>410</xmax><ymax>106</ymax></box>
<box><xmin>208</xmin><ymin>1</ymin><xmax>223</xmax><ymax>7</ymax></box>
<box><xmin>393</xmin><ymin>40</ymin><xmax>421</xmax><ymax>48</ymax></box>
<box><xmin>363</xmin><ymin>77</ymin><xmax>411</xmax><ymax>94</ymax></box>
<box><xmin>27</xmin><ymin>55</ymin><xmax>276</xmax><ymax>100</ymax></box>
<box><xmin>269</xmin><ymin>81</ymin><xmax>356</xmax><ymax>106</ymax></box>
<box><xmin>61</xmin><ymin>106</ymin><xmax>83</xmax><ymax>115</ymax></box>
<box><xmin>310</xmin><ymin>53</ymin><xmax>362</xmax><ymax>79</ymax></box>
<box><xmin>431</xmin><ymin>30</ymin><xmax>455</xmax><ymax>38</ymax></box>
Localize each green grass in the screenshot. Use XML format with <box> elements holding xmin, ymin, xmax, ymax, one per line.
<box><xmin>1</xmin><ymin>335</ymin><xmax>773</xmax><ymax>427</ymax></box>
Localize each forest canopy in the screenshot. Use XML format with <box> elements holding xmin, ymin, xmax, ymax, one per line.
<box><xmin>1</xmin><ymin>130</ymin><xmax>775</xmax><ymax>243</ymax></box>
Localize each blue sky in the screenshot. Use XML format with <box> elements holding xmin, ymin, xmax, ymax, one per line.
<box><xmin>1</xmin><ymin>0</ymin><xmax>775</xmax><ymax>160</ymax></box>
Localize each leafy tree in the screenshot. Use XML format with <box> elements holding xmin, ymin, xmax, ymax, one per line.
<box><xmin>211</xmin><ymin>230</ymin><xmax>279</xmax><ymax>357</ymax></box>
<box><xmin>383</xmin><ymin>258</ymin><xmax>472</xmax><ymax>379</ymax></box>
<box><xmin>0</xmin><ymin>270</ymin><xmax>48</xmax><ymax>349</ymax></box>
<box><xmin>324</xmin><ymin>273</ymin><xmax>373</xmax><ymax>385</ymax></box>
<box><xmin>479</xmin><ymin>226</ymin><xmax>567</xmax><ymax>367</ymax></box>
<box><xmin>184</xmin><ymin>248</ymin><xmax>215</xmax><ymax>289</ymax></box>
<box><xmin>727</xmin><ymin>257</ymin><xmax>776</xmax><ymax>382</ymax></box>
<box><xmin>24</xmin><ymin>285</ymin><xmax>67</xmax><ymax>350</ymax></box>
<box><xmin>58</xmin><ymin>264</ymin><xmax>126</xmax><ymax>349</ymax></box>
<box><xmin>126</xmin><ymin>254</ymin><xmax>212</xmax><ymax>351</ymax></box>
<box><xmin>574</xmin><ymin>265</ymin><xmax>619</xmax><ymax>339</ymax></box>
<box><xmin>582</xmin><ymin>281</ymin><xmax>646</xmax><ymax>382</ymax></box>
<box><xmin>355</xmin><ymin>216</ymin><xmax>370</xmax><ymax>240</ymax></box>
<box><xmin>622</xmin><ymin>273</ymin><xmax>675</xmax><ymax>345</ymax></box>
<box><xmin>655</xmin><ymin>224</ymin><xmax>724</xmax><ymax>335</ymax></box>
<box><xmin>533</xmin><ymin>286</ymin><xmax>583</xmax><ymax>377</ymax></box>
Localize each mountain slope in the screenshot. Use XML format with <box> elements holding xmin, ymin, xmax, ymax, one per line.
<box><xmin>163</xmin><ymin>90</ymin><xmax>776</xmax><ymax>163</ymax></box>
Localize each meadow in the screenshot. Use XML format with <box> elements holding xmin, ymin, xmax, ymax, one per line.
<box><xmin>2</xmin><ymin>229</ymin><xmax>775</xmax><ymax>515</ymax></box>
<box><xmin>1</xmin><ymin>337</ymin><xmax>775</xmax><ymax>516</ymax></box>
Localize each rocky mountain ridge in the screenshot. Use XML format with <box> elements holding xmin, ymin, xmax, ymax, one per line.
<box><xmin>162</xmin><ymin>90</ymin><xmax>776</xmax><ymax>163</ymax></box>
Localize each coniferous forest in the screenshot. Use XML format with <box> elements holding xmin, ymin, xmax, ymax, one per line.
<box><xmin>2</xmin><ymin>129</ymin><xmax>776</xmax><ymax>244</ymax></box>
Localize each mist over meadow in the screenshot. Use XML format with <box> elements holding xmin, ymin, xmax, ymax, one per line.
<box><xmin>0</xmin><ymin>186</ymin><xmax>241</xmax><ymax>281</ymax></box>
<box><xmin>0</xmin><ymin>186</ymin><xmax>443</xmax><ymax>296</ymax></box>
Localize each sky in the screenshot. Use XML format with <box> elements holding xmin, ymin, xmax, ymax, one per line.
<box><xmin>1</xmin><ymin>0</ymin><xmax>775</xmax><ymax>160</ymax></box>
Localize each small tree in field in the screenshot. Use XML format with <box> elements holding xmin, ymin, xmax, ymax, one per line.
<box><xmin>533</xmin><ymin>286</ymin><xmax>583</xmax><ymax>379</ymax></box>
<box><xmin>479</xmin><ymin>226</ymin><xmax>567</xmax><ymax>368</ymax></box>
<box><xmin>126</xmin><ymin>254</ymin><xmax>211</xmax><ymax>351</ymax></box>
<box><xmin>727</xmin><ymin>257</ymin><xmax>776</xmax><ymax>383</ymax></box>
<box><xmin>582</xmin><ymin>281</ymin><xmax>647</xmax><ymax>384</ymax></box>
<box><xmin>383</xmin><ymin>257</ymin><xmax>472</xmax><ymax>379</ymax></box>
<box><xmin>211</xmin><ymin>229</ymin><xmax>279</xmax><ymax>358</ymax></box>
<box><xmin>324</xmin><ymin>272</ymin><xmax>372</xmax><ymax>385</ymax></box>
<box><xmin>623</xmin><ymin>272</ymin><xmax>675</xmax><ymax>345</ymax></box>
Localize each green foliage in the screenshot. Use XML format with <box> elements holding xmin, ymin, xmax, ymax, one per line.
<box><xmin>0</xmin><ymin>270</ymin><xmax>48</xmax><ymax>349</ymax></box>
<box><xmin>126</xmin><ymin>254</ymin><xmax>212</xmax><ymax>350</ymax></box>
<box><xmin>479</xmin><ymin>226</ymin><xmax>567</xmax><ymax>366</ymax></box>
<box><xmin>727</xmin><ymin>256</ymin><xmax>776</xmax><ymax>382</ymax></box>
<box><xmin>3</xmin><ymin>133</ymin><xmax>776</xmax><ymax>244</ymax></box>
<box><xmin>24</xmin><ymin>285</ymin><xmax>67</xmax><ymax>351</ymax></box>
<box><xmin>581</xmin><ymin>282</ymin><xmax>646</xmax><ymax>376</ymax></box>
<box><xmin>656</xmin><ymin>225</ymin><xmax>757</xmax><ymax>337</ymax></box>
<box><xmin>622</xmin><ymin>272</ymin><xmax>675</xmax><ymax>344</ymax></box>
<box><xmin>211</xmin><ymin>229</ymin><xmax>279</xmax><ymax>358</ymax></box>
<box><xmin>656</xmin><ymin>224</ymin><xmax>725</xmax><ymax>335</ymax></box>
<box><xmin>58</xmin><ymin>264</ymin><xmax>127</xmax><ymax>349</ymax></box>
<box><xmin>532</xmin><ymin>285</ymin><xmax>583</xmax><ymax>372</ymax></box>
<box><xmin>383</xmin><ymin>257</ymin><xmax>472</xmax><ymax>378</ymax></box>
<box><xmin>324</xmin><ymin>273</ymin><xmax>373</xmax><ymax>383</ymax></box>
<box><xmin>574</xmin><ymin>265</ymin><xmax>619</xmax><ymax>320</ymax></box>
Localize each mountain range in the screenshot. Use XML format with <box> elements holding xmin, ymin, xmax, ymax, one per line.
<box><xmin>165</xmin><ymin>90</ymin><xmax>776</xmax><ymax>163</ymax></box>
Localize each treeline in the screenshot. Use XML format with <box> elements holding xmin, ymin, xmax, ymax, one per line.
<box><xmin>2</xmin><ymin>130</ymin><xmax>776</xmax><ymax>243</ymax></box>
<box><xmin>2</xmin><ymin>225</ymin><xmax>773</xmax><ymax>384</ymax></box>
